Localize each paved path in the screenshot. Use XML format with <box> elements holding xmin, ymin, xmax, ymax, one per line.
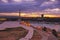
<box><xmin>0</xmin><ymin>21</ymin><xmax>60</xmax><ymax>31</ymax></box>
<box><xmin>0</xmin><ymin>21</ymin><xmax>58</xmax><ymax>40</ymax></box>
<box><xmin>0</xmin><ymin>21</ymin><xmax>20</xmax><ymax>30</ymax></box>
<box><xmin>0</xmin><ymin>21</ymin><xmax>34</xmax><ymax>40</ymax></box>
<box><xmin>29</xmin><ymin>22</ymin><xmax>58</xmax><ymax>40</ymax></box>
<box><xmin>19</xmin><ymin>22</ymin><xmax>58</xmax><ymax>40</ymax></box>
<box><xmin>19</xmin><ymin>24</ymin><xmax>34</xmax><ymax>40</ymax></box>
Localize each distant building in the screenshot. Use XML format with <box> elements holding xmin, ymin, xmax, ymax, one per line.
<box><xmin>41</xmin><ymin>14</ymin><xmax>44</xmax><ymax>18</ymax></box>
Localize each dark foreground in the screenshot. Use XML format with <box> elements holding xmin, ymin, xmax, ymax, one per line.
<box><xmin>0</xmin><ymin>27</ymin><xmax>28</xmax><ymax>40</ymax></box>
<box><xmin>0</xmin><ymin>27</ymin><xmax>60</xmax><ymax>40</ymax></box>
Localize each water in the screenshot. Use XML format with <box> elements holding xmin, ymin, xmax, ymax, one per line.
<box><xmin>0</xmin><ymin>21</ymin><xmax>60</xmax><ymax>32</ymax></box>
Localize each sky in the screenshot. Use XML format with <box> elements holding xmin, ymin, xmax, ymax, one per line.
<box><xmin>0</xmin><ymin>0</ymin><xmax>60</xmax><ymax>15</ymax></box>
<box><xmin>0</xmin><ymin>0</ymin><xmax>60</xmax><ymax>31</ymax></box>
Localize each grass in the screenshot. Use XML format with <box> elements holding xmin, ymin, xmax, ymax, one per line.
<box><xmin>30</xmin><ymin>30</ymin><xmax>60</xmax><ymax>40</ymax></box>
<box><xmin>0</xmin><ymin>27</ymin><xmax>59</xmax><ymax>40</ymax></box>
<box><xmin>30</xmin><ymin>30</ymin><xmax>42</xmax><ymax>40</ymax></box>
<box><xmin>0</xmin><ymin>27</ymin><xmax>28</xmax><ymax>40</ymax></box>
<box><xmin>57</xmin><ymin>32</ymin><xmax>60</xmax><ymax>40</ymax></box>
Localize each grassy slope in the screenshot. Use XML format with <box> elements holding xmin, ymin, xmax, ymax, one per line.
<box><xmin>0</xmin><ymin>27</ymin><xmax>28</xmax><ymax>40</ymax></box>
<box><xmin>57</xmin><ymin>32</ymin><xmax>60</xmax><ymax>40</ymax></box>
<box><xmin>30</xmin><ymin>30</ymin><xmax>42</xmax><ymax>40</ymax></box>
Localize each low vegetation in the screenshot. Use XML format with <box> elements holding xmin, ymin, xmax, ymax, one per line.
<box><xmin>0</xmin><ymin>27</ymin><xmax>28</xmax><ymax>40</ymax></box>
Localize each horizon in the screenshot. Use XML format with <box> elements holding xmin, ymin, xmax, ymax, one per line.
<box><xmin>0</xmin><ymin>12</ymin><xmax>60</xmax><ymax>18</ymax></box>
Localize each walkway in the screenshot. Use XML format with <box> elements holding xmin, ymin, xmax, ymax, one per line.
<box><xmin>19</xmin><ymin>21</ymin><xmax>58</xmax><ymax>40</ymax></box>
<box><xmin>19</xmin><ymin>24</ymin><xmax>34</xmax><ymax>40</ymax></box>
<box><xmin>0</xmin><ymin>21</ymin><xmax>58</xmax><ymax>40</ymax></box>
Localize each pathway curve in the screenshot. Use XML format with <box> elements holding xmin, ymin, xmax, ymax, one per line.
<box><xmin>31</xmin><ymin>28</ymin><xmax>58</xmax><ymax>40</ymax></box>
<box><xmin>0</xmin><ymin>21</ymin><xmax>34</xmax><ymax>40</ymax></box>
<box><xmin>0</xmin><ymin>21</ymin><xmax>58</xmax><ymax>40</ymax></box>
<box><xmin>19</xmin><ymin>24</ymin><xmax>34</xmax><ymax>40</ymax></box>
<box><xmin>29</xmin><ymin>23</ymin><xmax>58</xmax><ymax>40</ymax></box>
<box><xmin>23</xmin><ymin>21</ymin><xmax>58</xmax><ymax>40</ymax></box>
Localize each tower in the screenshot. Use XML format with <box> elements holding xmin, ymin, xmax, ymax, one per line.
<box><xmin>41</xmin><ymin>14</ymin><xmax>44</xmax><ymax>18</ymax></box>
<box><xmin>18</xmin><ymin>10</ymin><xmax>21</xmax><ymax>22</ymax></box>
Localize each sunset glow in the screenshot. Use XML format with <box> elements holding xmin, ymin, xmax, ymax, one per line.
<box><xmin>44</xmin><ymin>15</ymin><xmax>60</xmax><ymax>18</ymax></box>
<box><xmin>0</xmin><ymin>13</ymin><xmax>19</xmax><ymax>16</ymax></box>
<box><xmin>20</xmin><ymin>13</ymin><xmax>41</xmax><ymax>17</ymax></box>
<box><xmin>0</xmin><ymin>13</ymin><xmax>60</xmax><ymax>18</ymax></box>
<box><xmin>0</xmin><ymin>18</ymin><xmax>7</xmax><ymax>20</ymax></box>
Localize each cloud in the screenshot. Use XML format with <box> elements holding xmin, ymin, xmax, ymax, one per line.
<box><xmin>50</xmin><ymin>0</ymin><xmax>56</xmax><ymax>2</ymax></box>
<box><xmin>40</xmin><ymin>0</ymin><xmax>58</xmax><ymax>7</ymax></box>
<box><xmin>43</xmin><ymin>8</ymin><xmax>60</xmax><ymax>14</ymax></box>
<box><xmin>13</xmin><ymin>0</ymin><xmax>22</xmax><ymax>2</ymax></box>
<box><xmin>0</xmin><ymin>0</ymin><xmax>36</xmax><ymax>4</ymax></box>
<box><xmin>1</xmin><ymin>0</ymin><xmax>8</xmax><ymax>3</ymax></box>
<box><xmin>0</xmin><ymin>0</ymin><xmax>60</xmax><ymax>13</ymax></box>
